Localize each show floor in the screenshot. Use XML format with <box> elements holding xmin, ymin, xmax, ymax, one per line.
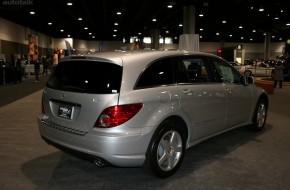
<box><xmin>0</xmin><ymin>76</ymin><xmax>290</xmax><ymax>190</ymax></box>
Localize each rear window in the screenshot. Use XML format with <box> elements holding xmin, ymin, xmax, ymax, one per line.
<box><xmin>46</xmin><ymin>60</ymin><xmax>122</xmax><ymax>94</ymax></box>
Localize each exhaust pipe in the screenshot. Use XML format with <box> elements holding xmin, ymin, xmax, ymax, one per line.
<box><xmin>93</xmin><ymin>158</ymin><xmax>106</xmax><ymax>167</ymax></box>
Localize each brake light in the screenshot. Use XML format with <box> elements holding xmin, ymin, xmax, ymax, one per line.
<box><xmin>95</xmin><ymin>103</ymin><xmax>143</xmax><ymax>128</ymax></box>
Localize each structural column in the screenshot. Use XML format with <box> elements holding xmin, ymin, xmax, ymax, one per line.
<box><xmin>264</xmin><ymin>32</ymin><xmax>271</xmax><ymax>60</ymax></box>
<box><xmin>183</xmin><ymin>5</ymin><xmax>196</xmax><ymax>34</ymax></box>
<box><xmin>150</xmin><ymin>29</ymin><xmax>160</xmax><ymax>50</ymax></box>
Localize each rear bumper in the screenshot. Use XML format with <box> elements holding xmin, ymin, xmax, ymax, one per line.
<box><xmin>37</xmin><ymin>117</ymin><xmax>153</xmax><ymax>167</ymax></box>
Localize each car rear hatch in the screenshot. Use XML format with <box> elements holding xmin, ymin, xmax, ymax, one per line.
<box><xmin>41</xmin><ymin>56</ymin><xmax>123</xmax><ymax>135</ymax></box>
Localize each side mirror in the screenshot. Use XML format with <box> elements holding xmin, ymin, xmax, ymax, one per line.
<box><xmin>243</xmin><ymin>75</ymin><xmax>255</xmax><ymax>85</ymax></box>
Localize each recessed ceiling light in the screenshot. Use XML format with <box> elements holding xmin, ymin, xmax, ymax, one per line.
<box><xmin>117</xmin><ymin>12</ymin><xmax>121</xmax><ymax>15</ymax></box>
<box><xmin>60</xmin><ymin>29</ymin><xmax>64</xmax><ymax>32</ymax></box>
<box><xmin>78</xmin><ymin>17</ymin><xmax>82</xmax><ymax>21</ymax></box>
<box><xmin>48</xmin><ymin>22</ymin><xmax>52</xmax><ymax>25</ymax></box>
<box><xmin>67</xmin><ymin>2</ymin><xmax>73</xmax><ymax>6</ymax></box>
<box><xmin>30</xmin><ymin>11</ymin><xmax>35</xmax><ymax>15</ymax></box>
<box><xmin>84</xmin><ymin>27</ymin><xmax>88</xmax><ymax>30</ymax></box>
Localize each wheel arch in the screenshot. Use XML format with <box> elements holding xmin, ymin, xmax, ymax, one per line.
<box><xmin>158</xmin><ymin>115</ymin><xmax>189</xmax><ymax>145</ymax></box>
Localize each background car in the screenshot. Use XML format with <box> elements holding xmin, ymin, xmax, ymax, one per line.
<box><xmin>38</xmin><ymin>50</ymin><xmax>268</xmax><ymax>178</ymax></box>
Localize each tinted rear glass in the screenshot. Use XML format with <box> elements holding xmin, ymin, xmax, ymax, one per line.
<box><xmin>46</xmin><ymin>60</ymin><xmax>122</xmax><ymax>94</ymax></box>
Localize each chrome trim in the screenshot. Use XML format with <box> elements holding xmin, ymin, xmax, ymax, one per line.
<box><xmin>41</xmin><ymin>119</ymin><xmax>86</xmax><ymax>135</ymax></box>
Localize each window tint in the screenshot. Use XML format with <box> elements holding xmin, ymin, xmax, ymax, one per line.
<box><xmin>179</xmin><ymin>57</ymin><xmax>210</xmax><ymax>83</ymax></box>
<box><xmin>211</xmin><ymin>57</ymin><xmax>241</xmax><ymax>83</ymax></box>
<box><xmin>136</xmin><ymin>58</ymin><xmax>174</xmax><ymax>88</ymax></box>
<box><xmin>46</xmin><ymin>60</ymin><xmax>122</xmax><ymax>94</ymax></box>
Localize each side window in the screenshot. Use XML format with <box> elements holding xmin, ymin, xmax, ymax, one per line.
<box><xmin>135</xmin><ymin>58</ymin><xmax>174</xmax><ymax>88</ymax></box>
<box><xmin>211</xmin><ymin>57</ymin><xmax>241</xmax><ymax>83</ymax></box>
<box><xmin>179</xmin><ymin>57</ymin><xmax>210</xmax><ymax>83</ymax></box>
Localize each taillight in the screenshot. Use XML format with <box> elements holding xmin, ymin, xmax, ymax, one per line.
<box><xmin>95</xmin><ymin>103</ymin><xmax>143</xmax><ymax>128</ymax></box>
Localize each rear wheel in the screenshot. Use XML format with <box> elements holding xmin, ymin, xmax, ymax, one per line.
<box><xmin>250</xmin><ymin>98</ymin><xmax>267</xmax><ymax>131</ymax></box>
<box><xmin>143</xmin><ymin>121</ymin><xmax>186</xmax><ymax>178</ymax></box>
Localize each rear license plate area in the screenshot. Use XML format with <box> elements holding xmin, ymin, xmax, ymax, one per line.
<box><xmin>58</xmin><ymin>105</ymin><xmax>73</xmax><ymax>119</ymax></box>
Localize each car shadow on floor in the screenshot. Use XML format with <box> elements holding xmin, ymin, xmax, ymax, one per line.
<box><xmin>21</xmin><ymin>124</ymin><xmax>272</xmax><ymax>190</ymax></box>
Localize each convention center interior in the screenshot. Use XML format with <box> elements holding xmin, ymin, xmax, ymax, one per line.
<box><xmin>0</xmin><ymin>0</ymin><xmax>290</xmax><ymax>189</ymax></box>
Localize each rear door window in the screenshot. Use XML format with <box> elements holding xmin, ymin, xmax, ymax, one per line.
<box><xmin>46</xmin><ymin>60</ymin><xmax>122</xmax><ymax>94</ymax></box>
<box><xmin>135</xmin><ymin>57</ymin><xmax>174</xmax><ymax>89</ymax></box>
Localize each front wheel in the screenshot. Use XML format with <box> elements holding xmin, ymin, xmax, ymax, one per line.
<box><xmin>143</xmin><ymin>121</ymin><xmax>186</xmax><ymax>178</ymax></box>
<box><xmin>250</xmin><ymin>98</ymin><xmax>268</xmax><ymax>131</ymax></box>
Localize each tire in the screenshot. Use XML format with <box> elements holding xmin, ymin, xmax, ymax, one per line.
<box><xmin>250</xmin><ymin>98</ymin><xmax>267</xmax><ymax>131</ymax></box>
<box><xmin>143</xmin><ymin>121</ymin><xmax>186</xmax><ymax>178</ymax></box>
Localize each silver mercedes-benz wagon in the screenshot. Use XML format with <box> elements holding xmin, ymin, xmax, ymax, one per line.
<box><xmin>38</xmin><ymin>50</ymin><xmax>268</xmax><ymax>178</ymax></box>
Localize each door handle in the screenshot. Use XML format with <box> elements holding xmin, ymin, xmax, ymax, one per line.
<box><xmin>183</xmin><ymin>89</ymin><xmax>193</xmax><ymax>95</ymax></box>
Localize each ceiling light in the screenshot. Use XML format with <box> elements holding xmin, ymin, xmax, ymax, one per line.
<box><xmin>239</xmin><ymin>25</ymin><xmax>243</xmax><ymax>29</ymax></box>
<box><xmin>60</xmin><ymin>29</ymin><xmax>64</xmax><ymax>32</ymax></box>
<box><xmin>84</xmin><ymin>27</ymin><xmax>88</xmax><ymax>30</ymax></box>
<box><xmin>89</xmin><ymin>33</ymin><xmax>92</xmax><ymax>35</ymax></box>
<box><xmin>114</xmin><ymin>22</ymin><xmax>118</xmax><ymax>25</ymax></box>
<box><xmin>67</xmin><ymin>2</ymin><xmax>73</xmax><ymax>6</ymax></box>
<box><xmin>78</xmin><ymin>17</ymin><xmax>82</xmax><ymax>21</ymax></box>
<box><xmin>67</xmin><ymin>35</ymin><xmax>70</xmax><ymax>37</ymax></box>
<box><xmin>30</xmin><ymin>11</ymin><xmax>35</xmax><ymax>15</ymax></box>
<box><xmin>152</xmin><ymin>18</ymin><xmax>157</xmax><ymax>22</ymax></box>
<box><xmin>179</xmin><ymin>23</ymin><xmax>183</xmax><ymax>27</ymax></box>
<box><xmin>167</xmin><ymin>5</ymin><xmax>173</xmax><ymax>8</ymax></box>
<box><xmin>199</xmin><ymin>12</ymin><xmax>204</xmax><ymax>17</ymax></box>
<box><xmin>222</xmin><ymin>20</ymin><xmax>226</xmax><ymax>24</ymax></box>
<box><xmin>259</xmin><ymin>6</ymin><xmax>264</xmax><ymax>12</ymax></box>
<box><xmin>117</xmin><ymin>12</ymin><xmax>121</xmax><ymax>15</ymax></box>
<box><xmin>48</xmin><ymin>22</ymin><xmax>52</xmax><ymax>25</ymax></box>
